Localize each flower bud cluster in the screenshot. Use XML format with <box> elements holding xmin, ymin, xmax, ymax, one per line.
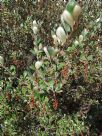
<box><xmin>52</xmin><ymin>1</ymin><xmax>82</xmax><ymax>45</ymax></box>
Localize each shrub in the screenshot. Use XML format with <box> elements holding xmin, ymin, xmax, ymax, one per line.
<box><xmin>0</xmin><ymin>0</ymin><xmax>102</xmax><ymax>135</ymax></box>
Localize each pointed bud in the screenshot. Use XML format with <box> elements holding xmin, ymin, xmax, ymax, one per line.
<box><xmin>33</xmin><ymin>20</ymin><xmax>37</xmax><ymax>27</ymax></box>
<box><xmin>74</xmin><ymin>40</ymin><xmax>79</xmax><ymax>46</ymax></box>
<box><xmin>0</xmin><ymin>56</ymin><xmax>4</xmax><ymax>65</ymax></box>
<box><xmin>43</xmin><ymin>47</ymin><xmax>50</xmax><ymax>59</ymax></box>
<box><xmin>83</xmin><ymin>28</ymin><xmax>88</xmax><ymax>36</ymax></box>
<box><xmin>35</xmin><ymin>61</ymin><xmax>43</xmax><ymax>69</ymax></box>
<box><xmin>32</xmin><ymin>26</ymin><xmax>38</xmax><ymax>34</ymax></box>
<box><xmin>72</xmin><ymin>5</ymin><xmax>82</xmax><ymax>21</ymax></box>
<box><xmin>54</xmin><ymin>48</ymin><xmax>59</xmax><ymax>54</ymax></box>
<box><xmin>79</xmin><ymin>35</ymin><xmax>83</xmax><ymax>43</ymax></box>
<box><xmin>56</xmin><ymin>26</ymin><xmax>67</xmax><ymax>44</ymax></box>
<box><xmin>39</xmin><ymin>43</ymin><xmax>43</xmax><ymax>50</ymax></box>
<box><xmin>62</xmin><ymin>10</ymin><xmax>75</xmax><ymax>29</ymax></box>
<box><xmin>52</xmin><ymin>35</ymin><xmax>59</xmax><ymax>45</ymax></box>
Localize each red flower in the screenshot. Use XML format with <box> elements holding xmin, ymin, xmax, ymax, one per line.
<box><xmin>29</xmin><ymin>95</ymin><xmax>35</xmax><ymax>109</ymax></box>
<box><xmin>53</xmin><ymin>98</ymin><xmax>58</xmax><ymax>110</ymax></box>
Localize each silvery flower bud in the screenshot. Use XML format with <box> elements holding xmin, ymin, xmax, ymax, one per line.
<box><xmin>39</xmin><ymin>43</ymin><xmax>43</xmax><ymax>50</ymax></box>
<box><xmin>96</xmin><ymin>18</ymin><xmax>100</xmax><ymax>23</ymax></box>
<box><xmin>56</xmin><ymin>26</ymin><xmax>67</xmax><ymax>44</ymax></box>
<box><xmin>35</xmin><ymin>61</ymin><xmax>43</xmax><ymax>69</ymax></box>
<box><xmin>79</xmin><ymin>35</ymin><xmax>83</xmax><ymax>43</ymax></box>
<box><xmin>33</xmin><ymin>20</ymin><xmax>37</xmax><ymax>27</ymax></box>
<box><xmin>74</xmin><ymin>40</ymin><xmax>79</xmax><ymax>46</ymax></box>
<box><xmin>0</xmin><ymin>87</ymin><xmax>2</xmax><ymax>91</ymax></box>
<box><xmin>0</xmin><ymin>56</ymin><xmax>4</xmax><ymax>65</ymax></box>
<box><xmin>52</xmin><ymin>35</ymin><xmax>59</xmax><ymax>45</ymax></box>
<box><xmin>43</xmin><ymin>47</ymin><xmax>50</xmax><ymax>59</ymax></box>
<box><xmin>72</xmin><ymin>5</ymin><xmax>82</xmax><ymax>21</ymax></box>
<box><xmin>32</xmin><ymin>26</ymin><xmax>38</xmax><ymax>34</ymax></box>
<box><xmin>61</xmin><ymin>15</ymin><xmax>71</xmax><ymax>33</ymax></box>
<box><xmin>83</xmin><ymin>28</ymin><xmax>88</xmax><ymax>36</ymax></box>
<box><xmin>54</xmin><ymin>48</ymin><xmax>59</xmax><ymax>54</ymax></box>
<box><xmin>62</xmin><ymin>10</ymin><xmax>75</xmax><ymax>29</ymax></box>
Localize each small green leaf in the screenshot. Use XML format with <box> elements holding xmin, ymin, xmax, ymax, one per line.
<box><xmin>10</xmin><ymin>65</ymin><xmax>16</xmax><ymax>75</ymax></box>
<box><xmin>87</xmin><ymin>55</ymin><xmax>93</xmax><ymax>61</ymax></box>
<box><xmin>66</xmin><ymin>0</ymin><xmax>76</xmax><ymax>14</ymax></box>
<box><xmin>29</xmin><ymin>65</ymin><xmax>35</xmax><ymax>70</ymax></box>
<box><xmin>47</xmin><ymin>46</ymin><xmax>55</xmax><ymax>56</ymax></box>
<box><xmin>57</xmin><ymin>62</ymin><xmax>65</xmax><ymax>70</ymax></box>
<box><xmin>30</xmin><ymin>49</ymin><xmax>36</xmax><ymax>55</ymax></box>
<box><xmin>67</xmin><ymin>45</ymin><xmax>76</xmax><ymax>53</ymax></box>
<box><xmin>23</xmin><ymin>71</ymin><xmax>28</xmax><ymax>78</ymax></box>
<box><xmin>80</xmin><ymin>54</ymin><xmax>87</xmax><ymax>61</ymax></box>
